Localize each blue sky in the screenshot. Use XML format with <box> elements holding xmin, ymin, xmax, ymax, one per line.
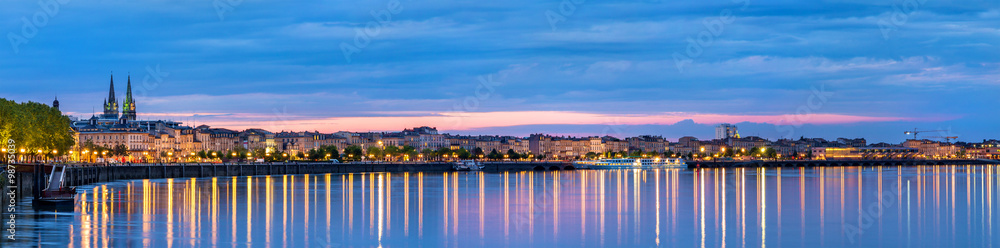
<box><xmin>1</xmin><ymin>0</ymin><xmax>997</xmax><ymax>143</ymax></box>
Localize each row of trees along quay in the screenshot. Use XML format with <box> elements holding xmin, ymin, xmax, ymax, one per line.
<box><xmin>169</xmin><ymin>146</ymin><xmax>541</xmax><ymax>163</ymax></box>
<box><xmin>0</xmin><ymin>99</ymin><xmax>75</xmax><ymax>163</ymax></box>
<box><xmin>75</xmin><ymin>144</ymin><xmax>782</xmax><ymax>164</ymax></box>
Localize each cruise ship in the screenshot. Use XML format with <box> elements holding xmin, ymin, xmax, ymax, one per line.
<box><xmin>574</xmin><ymin>157</ymin><xmax>687</xmax><ymax>168</ymax></box>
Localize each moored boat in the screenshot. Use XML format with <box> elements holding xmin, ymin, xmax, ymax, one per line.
<box><xmin>33</xmin><ymin>165</ymin><xmax>76</xmax><ymax>211</ymax></box>
<box><xmin>574</xmin><ymin>157</ymin><xmax>686</xmax><ymax>169</ymax></box>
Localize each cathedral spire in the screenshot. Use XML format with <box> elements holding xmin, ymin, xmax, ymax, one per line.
<box><xmin>123</xmin><ymin>73</ymin><xmax>136</xmax><ymax>121</ymax></box>
<box><xmin>102</xmin><ymin>73</ymin><xmax>120</xmax><ymax>119</ymax></box>
<box><xmin>108</xmin><ymin>73</ymin><xmax>116</xmax><ymax>104</ymax></box>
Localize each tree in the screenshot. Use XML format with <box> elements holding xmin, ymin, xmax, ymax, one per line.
<box><xmin>159</xmin><ymin>151</ymin><xmax>170</xmax><ymax>162</ymax></box>
<box><xmin>0</xmin><ymin>99</ymin><xmax>74</xmax><ymax>162</ymax></box>
<box><xmin>307</xmin><ymin>148</ymin><xmax>323</xmax><ymax>161</ymax></box>
<box><xmin>488</xmin><ymin>149</ymin><xmax>501</xmax><ymax>160</ymax></box>
<box><xmin>765</xmin><ymin>148</ymin><xmax>778</xmax><ymax>159</ymax></box>
<box><xmin>367</xmin><ymin>146</ymin><xmax>383</xmax><ymax>160</ymax></box>
<box><xmin>383</xmin><ymin>146</ymin><xmax>400</xmax><ymax>160</ymax></box>
<box><xmin>343</xmin><ymin>145</ymin><xmax>364</xmax><ymax>161</ymax></box>
<box><xmin>629</xmin><ymin>150</ymin><xmax>642</xmax><ymax>157</ymax></box>
<box><xmin>420</xmin><ymin>148</ymin><xmax>434</xmax><ymax>161</ymax></box>
<box><xmin>473</xmin><ymin>147</ymin><xmax>485</xmax><ymax>158</ymax></box>
<box><xmin>113</xmin><ymin>144</ymin><xmax>129</xmax><ymax>158</ymax></box>
<box><xmin>585</xmin><ymin>152</ymin><xmax>598</xmax><ymax>159</ymax></box>
<box><xmin>319</xmin><ymin>145</ymin><xmax>340</xmax><ymax>160</ymax></box>
<box><xmin>435</xmin><ymin>147</ymin><xmax>452</xmax><ymax>160</ymax></box>
<box><xmin>507</xmin><ymin>149</ymin><xmax>520</xmax><ymax>160</ymax></box>
<box><xmin>456</xmin><ymin>148</ymin><xmax>471</xmax><ymax>159</ymax></box>
<box><xmin>400</xmin><ymin>146</ymin><xmax>417</xmax><ymax>160</ymax></box>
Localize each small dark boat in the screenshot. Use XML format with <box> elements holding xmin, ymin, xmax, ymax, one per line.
<box><xmin>33</xmin><ymin>165</ymin><xmax>76</xmax><ymax>211</ymax></box>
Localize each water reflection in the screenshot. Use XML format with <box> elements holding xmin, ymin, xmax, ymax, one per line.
<box><xmin>4</xmin><ymin>165</ymin><xmax>1000</xmax><ymax>247</ymax></box>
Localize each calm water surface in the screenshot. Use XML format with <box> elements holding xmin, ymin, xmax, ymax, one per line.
<box><xmin>3</xmin><ymin>165</ymin><xmax>1000</xmax><ymax>247</ymax></box>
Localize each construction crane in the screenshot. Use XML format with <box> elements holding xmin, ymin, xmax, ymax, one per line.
<box><xmin>903</xmin><ymin>128</ymin><xmax>946</xmax><ymax>140</ymax></box>
<box><xmin>925</xmin><ymin>136</ymin><xmax>959</xmax><ymax>143</ymax></box>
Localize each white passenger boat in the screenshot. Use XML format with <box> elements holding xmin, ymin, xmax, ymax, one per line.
<box><xmin>574</xmin><ymin>157</ymin><xmax>686</xmax><ymax>168</ymax></box>
<box><xmin>453</xmin><ymin>160</ymin><xmax>484</xmax><ymax>171</ymax></box>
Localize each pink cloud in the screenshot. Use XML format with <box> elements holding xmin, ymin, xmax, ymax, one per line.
<box><xmin>182</xmin><ymin>111</ymin><xmax>933</xmax><ymax>133</ymax></box>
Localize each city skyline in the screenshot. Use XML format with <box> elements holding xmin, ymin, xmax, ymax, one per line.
<box><xmin>50</xmin><ymin>78</ymin><xmax>994</xmax><ymax>164</ymax></box>
<box><xmin>3</xmin><ymin>1</ymin><xmax>998</xmax><ymax>143</ymax></box>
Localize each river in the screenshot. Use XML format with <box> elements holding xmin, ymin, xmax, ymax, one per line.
<box><xmin>3</xmin><ymin>165</ymin><xmax>999</xmax><ymax>247</ymax></box>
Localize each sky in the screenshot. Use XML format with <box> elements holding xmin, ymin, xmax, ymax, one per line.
<box><xmin>1</xmin><ymin>0</ymin><xmax>997</xmax><ymax>143</ymax></box>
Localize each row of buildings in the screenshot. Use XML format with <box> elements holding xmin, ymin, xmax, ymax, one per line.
<box><xmin>64</xmin><ymin>79</ymin><xmax>1000</xmax><ymax>161</ymax></box>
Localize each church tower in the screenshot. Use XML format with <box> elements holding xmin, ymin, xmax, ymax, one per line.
<box><xmin>122</xmin><ymin>74</ymin><xmax>137</xmax><ymax>121</ymax></box>
<box><xmin>102</xmin><ymin>74</ymin><xmax>120</xmax><ymax>119</ymax></box>
<box><xmin>52</xmin><ymin>96</ymin><xmax>60</xmax><ymax>111</ymax></box>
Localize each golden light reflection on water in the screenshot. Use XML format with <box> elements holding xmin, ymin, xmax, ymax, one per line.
<box><xmin>50</xmin><ymin>165</ymin><xmax>1000</xmax><ymax>247</ymax></box>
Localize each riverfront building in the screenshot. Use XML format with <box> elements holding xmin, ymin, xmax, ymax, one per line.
<box><xmin>715</xmin><ymin>123</ymin><xmax>739</xmax><ymax>140</ymax></box>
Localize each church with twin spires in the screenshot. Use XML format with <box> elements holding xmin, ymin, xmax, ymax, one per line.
<box><xmin>97</xmin><ymin>74</ymin><xmax>137</xmax><ymax>122</ymax></box>
<box><xmin>71</xmin><ymin>74</ymin><xmax>200</xmax><ymax>161</ymax></box>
